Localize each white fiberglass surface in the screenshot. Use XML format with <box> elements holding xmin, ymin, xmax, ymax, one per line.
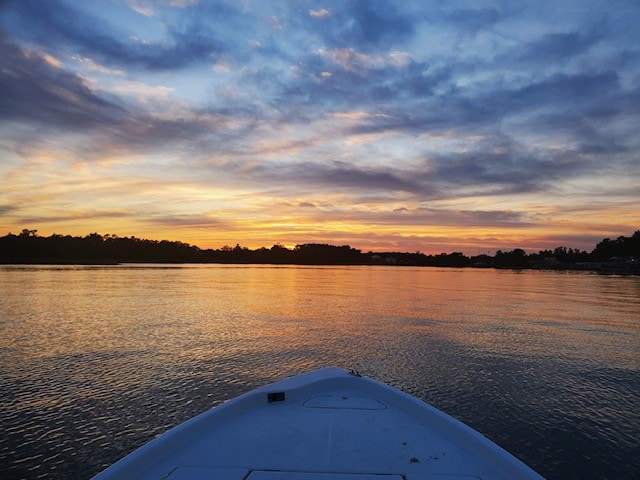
<box><xmin>95</xmin><ymin>369</ymin><xmax>543</xmax><ymax>480</ymax></box>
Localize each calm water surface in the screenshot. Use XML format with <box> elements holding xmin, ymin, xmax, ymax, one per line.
<box><xmin>1</xmin><ymin>265</ymin><xmax>638</xmax><ymax>479</ymax></box>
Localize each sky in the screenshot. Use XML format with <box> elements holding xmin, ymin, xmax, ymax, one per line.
<box><xmin>1</xmin><ymin>0</ymin><xmax>639</xmax><ymax>254</ymax></box>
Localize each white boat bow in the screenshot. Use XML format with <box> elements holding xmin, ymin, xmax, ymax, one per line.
<box><xmin>94</xmin><ymin>367</ymin><xmax>545</xmax><ymax>480</ymax></box>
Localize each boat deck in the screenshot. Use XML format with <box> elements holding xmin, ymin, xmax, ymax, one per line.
<box><xmin>95</xmin><ymin>368</ymin><xmax>544</xmax><ymax>480</ymax></box>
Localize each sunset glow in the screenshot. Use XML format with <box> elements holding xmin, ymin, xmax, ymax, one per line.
<box><xmin>1</xmin><ymin>1</ymin><xmax>639</xmax><ymax>254</ymax></box>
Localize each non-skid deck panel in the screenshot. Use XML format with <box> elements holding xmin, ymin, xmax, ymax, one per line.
<box><xmin>166</xmin><ymin>467</ymin><xmax>249</xmax><ymax>480</ymax></box>
<box><xmin>159</xmin><ymin>385</ymin><xmax>480</xmax><ymax>478</ymax></box>
<box><xmin>303</xmin><ymin>394</ymin><xmax>387</xmax><ymax>410</ymax></box>
<box><xmin>249</xmin><ymin>472</ymin><xmax>402</xmax><ymax>480</ymax></box>
<box><xmin>166</xmin><ymin>468</ymin><xmax>481</xmax><ymax>480</ymax></box>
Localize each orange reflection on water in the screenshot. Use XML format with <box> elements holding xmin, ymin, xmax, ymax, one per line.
<box><xmin>2</xmin><ymin>265</ymin><xmax>639</xmax><ymax>399</ymax></box>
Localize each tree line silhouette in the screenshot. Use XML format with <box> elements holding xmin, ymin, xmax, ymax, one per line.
<box><xmin>0</xmin><ymin>229</ymin><xmax>638</xmax><ymax>271</ymax></box>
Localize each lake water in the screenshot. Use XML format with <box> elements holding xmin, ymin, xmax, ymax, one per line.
<box><xmin>0</xmin><ymin>265</ymin><xmax>638</xmax><ymax>479</ymax></box>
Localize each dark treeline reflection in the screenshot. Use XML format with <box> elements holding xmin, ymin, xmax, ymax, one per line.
<box><xmin>1</xmin><ymin>229</ymin><xmax>638</xmax><ymax>270</ymax></box>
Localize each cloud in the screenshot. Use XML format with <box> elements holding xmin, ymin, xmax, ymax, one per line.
<box><xmin>315</xmin><ymin>48</ymin><xmax>413</xmax><ymax>72</ymax></box>
<box><xmin>19</xmin><ymin>209</ymin><xmax>133</xmax><ymax>225</ymax></box>
<box><xmin>2</xmin><ymin>30</ymin><xmax>616</xmax><ymax>207</ymax></box>
<box><xmin>202</xmin><ymin>156</ymin><xmax>438</xmax><ymax>199</ymax></box>
<box><xmin>512</xmin><ymin>29</ymin><xmax>604</xmax><ymax>64</ymax></box>
<box><xmin>259</xmin><ymin>202</ymin><xmax>532</xmax><ymax>230</ymax></box>
<box><xmin>195</xmin><ymin>155</ymin><xmax>424</xmax><ymax>196</ymax></box>
<box><xmin>127</xmin><ymin>0</ymin><xmax>156</xmax><ymax>16</ymax></box>
<box><xmin>299</xmin><ymin>162</ymin><xmax>422</xmax><ymax>193</ymax></box>
<box><xmin>506</xmin><ymin>71</ymin><xmax>620</xmax><ymax>112</ymax></box>
<box><xmin>169</xmin><ymin>0</ymin><xmax>199</xmax><ymax>7</ymax></box>
<box><xmin>308</xmin><ymin>9</ymin><xmax>330</xmax><ymax>18</ymax></box>
<box><xmin>99</xmin><ymin>81</ymin><xmax>175</xmax><ymax>101</ymax></box>
<box><xmin>127</xmin><ymin>0</ymin><xmax>201</xmax><ymax>16</ymax></box>
<box><xmin>141</xmin><ymin>214</ymin><xmax>229</xmax><ymax>229</ymax></box>
<box><xmin>0</xmin><ymin>0</ymin><xmax>235</xmax><ymax>70</ymax></box>
<box><xmin>419</xmin><ymin>138</ymin><xmax>599</xmax><ymax>198</ymax></box>
<box><xmin>0</xmin><ymin>33</ymin><xmax>259</xmax><ymax>158</ymax></box>
<box><xmin>281</xmin><ymin>54</ymin><xmax>450</xmax><ymax>114</ymax></box>
<box><xmin>0</xmin><ymin>33</ymin><xmax>124</xmax><ymax>128</ymax></box>
<box><xmin>333</xmin><ymin>0</ymin><xmax>416</xmax><ymax>48</ymax></box>
<box><xmin>192</xmin><ymin>121</ymin><xmax>611</xmax><ymax>203</ymax></box>
<box><xmin>357</xmin><ymin>207</ymin><xmax>530</xmax><ymax>228</ymax></box>
<box><xmin>72</xmin><ymin>56</ymin><xmax>125</xmax><ymax>76</ymax></box>
<box><xmin>309</xmin><ymin>65</ymin><xmax>634</xmax><ymax>173</ymax></box>
<box><xmin>296</xmin><ymin>0</ymin><xmax>416</xmax><ymax>51</ymax></box>
<box><xmin>442</xmin><ymin>6</ymin><xmax>503</xmax><ymax>33</ymax></box>
<box><xmin>0</xmin><ymin>204</ymin><xmax>18</xmax><ymax>216</ymax></box>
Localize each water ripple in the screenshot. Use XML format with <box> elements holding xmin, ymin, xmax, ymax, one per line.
<box><xmin>1</xmin><ymin>265</ymin><xmax>638</xmax><ymax>479</ymax></box>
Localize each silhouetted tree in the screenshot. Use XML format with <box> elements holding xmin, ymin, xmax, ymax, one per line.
<box><xmin>431</xmin><ymin>252</ymin><xmax>470</xmax><ymax>267</ymax></box>
<box><xmin>1</xmin><ymin>229</ymin><xmax>638</xmax><ymax>268</ymax></box>
<box><xmin>494</xmin><ymin>249</ymin><xmax>528</xmax><ymax>268</ymax></box>
<box><xmin>293</xmin><ymin>244</ymin><xmax>363</xmax><ymax>264</ymax></box>
<box><xmin>592</xmin><ymin>231</ymin><xmax>640</xmax><ymax>260</ymax></box>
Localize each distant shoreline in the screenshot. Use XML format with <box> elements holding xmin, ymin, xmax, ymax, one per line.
<box><xmin>1</xmin><ymin>230</ymin><xmax>638</xmax><ymax>274</ymax></box>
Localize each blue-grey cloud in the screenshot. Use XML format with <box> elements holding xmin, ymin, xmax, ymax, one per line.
<box><xmin>397</xmin><ymin>207</ymin><xmax>530</xmax><ymax>228</ymax></box>
<box><xmin>0</xmin><ymin>32</ymin><xmax>260</xmax><ymax>157</ymax></box>
<box><xmin>0</xmin><ymin>0</ymin><xmax>237</xmax><ymax>70</ymax></box>
<box><xmin>507</xmin><ymin>71</ymin><xmax>619</xmax><ymax>111</ymax></box>
<box><xmin>195</xmin><ymin>156</ymin><xmax>428</xmax><ymax>196</ymax></box>
<box><xmin>280</xmin><ymin>55</ymin><xmax>452</xmax><ymax>112</ymax></box>
<box><xmin>0</xmin><ymin>32</ymin><xmax>124</xmax><ymax>128</ymax></box>
<box><xmin>0</xmin><ymin>204</ymin><xmax>18</xmax><ymax>216</ymax></box>
<box><xmin>421</xmin><ymin>145</ymin><xmax>587</xmax><ymax>196</ymax></box>
<box><xmin>141</xmin><ymin>215</ymin><xmax>230</xmax><ymax>229</ymax></box>
<box><xmin>285</xmin><ymin>202</ymin><xmax>531</xmax><ymax>229</ymax></box>
<box><xmin>199</xmin><ymin>144</ymin><xmax>566</xmax><ymax>200</ymax></box>
<box><xmin>294</xmin><ymin>161</ymin><xmax>425</xmax><ymax>194</ymax></box>
<box><xmin>442</xmin><ymin>6</ymin><xmax>504</xmax><ymax>34</ymax></box>
<box><xmin>328</xmin><ymin>68</ymin><xmax>636</xmax><ymax>167</ymax></box>
<box><xmin>299</xmin><ymin>0</ymin><xmax>416</xmax><ymax>50</ymax></box>
<box><xmin>19</xmin><ymin>210</ymin><xmax>132</xmax><ymax>224</ymax></box>
<box><xmin>512</xmin><ymin>29</ymin><xmax>604</xmax><ymax>64</ymax></box>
